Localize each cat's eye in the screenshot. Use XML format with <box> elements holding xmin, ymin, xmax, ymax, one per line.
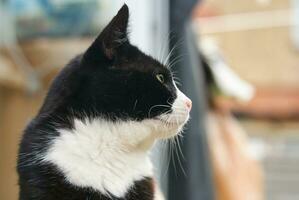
<box><xmin>156</xmin><ymin>74</ymin><xmax>165</xmax><ymax>84</ymax></box>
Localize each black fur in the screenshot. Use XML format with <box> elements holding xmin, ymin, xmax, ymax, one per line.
<box><xmin>19</xmin><ymin>162</ymin><xmax>154</xmax><ymax>200</ymax></box>
<box><xmin>18</xmin><ymin>4</ymin><xmax>175</xmax><ymax>200</ymax></box>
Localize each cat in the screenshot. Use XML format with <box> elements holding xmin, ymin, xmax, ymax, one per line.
<box><xmin>17</xmin><ymin>4</ymin><xmax>192</xmax><ymax>200</ymax></box>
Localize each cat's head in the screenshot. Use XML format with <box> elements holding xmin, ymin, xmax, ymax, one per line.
<box><xmin>43</xmin><ymin>4</ymin><xmax>191</xmax><ymax>140</ymax></box>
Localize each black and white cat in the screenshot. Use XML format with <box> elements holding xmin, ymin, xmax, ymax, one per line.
<box><xmin>17</xmin><ymin>4</ymin><xmax>192</xmax><ymax>200</ymax></box>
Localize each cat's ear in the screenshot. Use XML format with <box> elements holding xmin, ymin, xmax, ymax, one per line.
<box><xmin>85</xmin><ymin>4</ymin><xmax>129</xmax><ymax>61</ymax></box>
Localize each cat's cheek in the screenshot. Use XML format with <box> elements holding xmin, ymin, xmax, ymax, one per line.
<box><xmin>157</xmin><ymin>88</ymin><xmax>191</xmax><ymax>138</ymax></box>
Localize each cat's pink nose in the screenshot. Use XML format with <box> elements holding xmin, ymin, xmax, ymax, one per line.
<box><xmin>185</xmin><ymin>98</ymin><xmax>192</xmax><ymax>111</ymax></box>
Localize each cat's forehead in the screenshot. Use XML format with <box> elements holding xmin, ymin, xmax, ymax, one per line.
<box><xmin>127</xmin><ymin>58</ymin><xmax>169</xmax><ymax>74</ymax></box>
<box><xmin>115</xmin><ymin>46</ymin><xmax>171</xmax><ymax>74</ymax></box>
<box><xmin>135</xmin><ymin>55</ymin><xmax>168</xmax><ymax>72</ymax></box>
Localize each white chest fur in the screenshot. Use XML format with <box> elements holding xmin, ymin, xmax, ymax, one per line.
<box><xmin>44</xmin><ymin>119</ymin><xmax>154</xmax><ymax>198</ymax></box>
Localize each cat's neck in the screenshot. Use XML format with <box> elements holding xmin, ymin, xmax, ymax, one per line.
<box><xmin>44</xmin><ymin>118</ymin><xmax>156</xmax><ymax>198</ymax></box>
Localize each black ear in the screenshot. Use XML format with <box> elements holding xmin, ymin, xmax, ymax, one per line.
<box><xmin>85</xmin><ymin>4</ymin><xmax>129</xmax><ymax>61</ymax></box>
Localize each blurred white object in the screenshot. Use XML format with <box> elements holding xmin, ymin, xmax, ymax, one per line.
<box><xmin>200</xmin><ymin>38</ymin><xmax>255</xmax><ymax>102</ymax></box>
<box><xmin>249</xmin><ymin>138</ymin><xmax>267</xmax><ymax>161</ymax></box>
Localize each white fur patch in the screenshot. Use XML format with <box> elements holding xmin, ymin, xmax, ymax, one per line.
<box><xmin>44</xmin><ymin>87</ymin><xmax>190</xmax><ymax>198</ymax></box>
<box><xmin>44</xmin><ymin>119</ymin><xmax>155</xmax><ymax>197</ymax></box>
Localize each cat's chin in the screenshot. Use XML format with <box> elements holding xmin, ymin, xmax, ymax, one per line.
<box><xmin>144</xmin><ymin>114</ymin><xmax>190</xmax><ymax>139</ymax></box>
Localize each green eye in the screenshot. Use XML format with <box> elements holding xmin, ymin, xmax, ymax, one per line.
<box><xmin>156</xmin><ymin>74</ymin><xmax>165</xmax><ymax>84</ymax></box>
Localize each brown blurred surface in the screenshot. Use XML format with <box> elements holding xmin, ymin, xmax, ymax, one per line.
<box><xmin>195</xmin><ymin>0</ymin><xmax>289</xmax><ymax>16</ymax></box>
<box><xmin>216</xmin><ymin>88</ymin><xmax>299</xmax><ymax>120</ymax></box>
<box><xmin>207</xmin><ymin>112</ymin><xmax>264</xmax><ymax>200</ymax></box>
<box><xmin>0</xmin><ymin>38</ymin><xmax>91</xmax><ymax>199</ymax></box>
<box><xmin>0</xmin><ymin>89</ymin><xmax>44</xmax><ymax>200</ymax></box>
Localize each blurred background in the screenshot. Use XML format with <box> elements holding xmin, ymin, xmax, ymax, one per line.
<box><xmin>1</xmin><ymin>0</ymin><xmax>299</xmax><ymax>199</ymax></box>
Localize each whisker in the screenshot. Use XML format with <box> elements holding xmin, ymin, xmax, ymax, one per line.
<box><xmin>174</xmin><ymin>136</ymin><xmax>186</xmax><ymax>176</ymax></box>
<box><xmin>148</xmin><ymin>104</ymin><xmax>171</xmax><ymax>118</ymax></box>
<box><xmin>167</xmin><ymin>55</ymin><xmax>184</xmax><ymax>69</ymax></box>
<box><xmin>133</xmin><ymin>100</ymin><xmax>138</xmax><ymax>111</ymax></box>
<box><xmin>163</xmin><ymin>33</ymin><xmax>181</xmax><ymax>66</ymax></box>
<box><xmin>157</xmin><ymin>30</ymin><xmax>175</xmax><ymax>65</ymax></box>
<box><xmin>161</xmin><ymin>139</ymin><xmax>172</xmax><ymax>178</ymax></box>
<box><xmin>170</xmin><ymin>138</ymin><xmax>178</xmax><ymax>177</ymax></box>
<box><xmin>176</xmin><ymin>135</ymin><xmax>185</xmax><ymax>160</ymax></box>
